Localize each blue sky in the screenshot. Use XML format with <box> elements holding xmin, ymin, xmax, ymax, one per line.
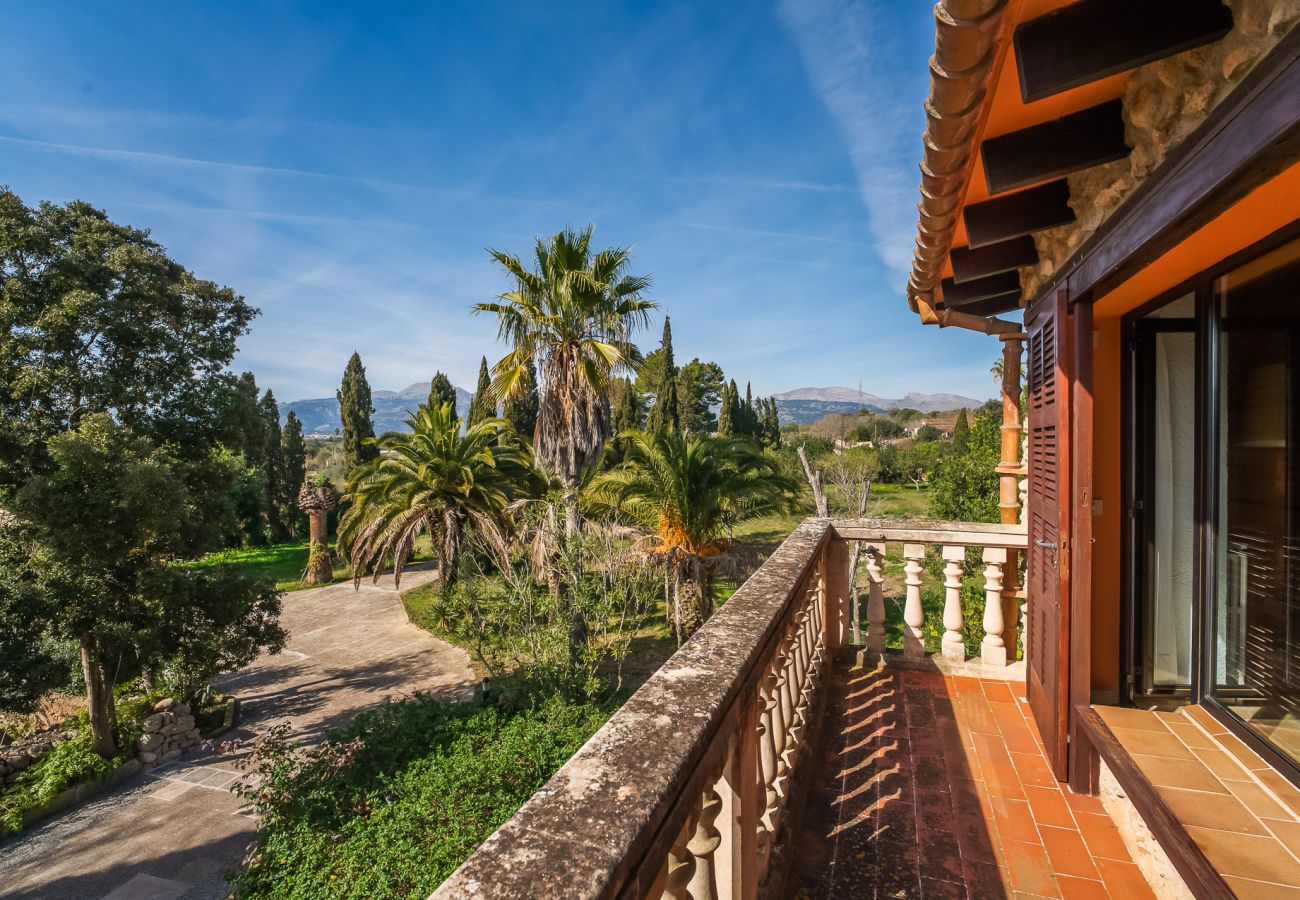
<box><xmin>2</xmin><ymin>1</ymin><xmax>1003</xmax><ymax>402</ymax></box>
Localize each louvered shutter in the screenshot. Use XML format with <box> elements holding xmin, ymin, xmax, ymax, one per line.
<box><xmin>1026</xmin><ymin>290</ymin><xmax>1072</xmax><ymax>780</ymax></box>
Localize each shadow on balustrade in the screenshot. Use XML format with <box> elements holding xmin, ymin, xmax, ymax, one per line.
<box><xmin>781</xmin><ymin>656</ymin><xmax>1007</xmax><ymax>899</ymax></box>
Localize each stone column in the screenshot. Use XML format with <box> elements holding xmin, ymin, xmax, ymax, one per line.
<box><xmin>997</xmin><ymin>334</ymin><xmax>1027</xmax><ymax>527</ymax></box>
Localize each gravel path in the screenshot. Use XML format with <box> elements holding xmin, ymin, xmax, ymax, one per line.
<box><xmin>0</xmin><ymin>565</ymin><xmax>475</xmax><ymax>899</ymax></box>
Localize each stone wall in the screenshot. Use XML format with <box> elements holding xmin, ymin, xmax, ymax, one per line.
<box><xmin>0</xmin><ymin>725</ymin><xmax>78</xmax><ymax>785</ymax></box>
<box><xmin>136</xmin><ymin>697</ymin><xmax>200</xmax><ymax>765</ymax></box>
<box><xmin>1021</xmin><ymin>0</ymin><xmax>1300</xmax><ymax>298</ymax></box>
<box><xmin>1097</xmin><ymin>759</ymin><xmax>1195</xmax><ymax>900</ymax></box>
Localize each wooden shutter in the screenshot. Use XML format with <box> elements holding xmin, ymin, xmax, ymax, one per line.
<box><xmin>1026</xmin><ymin>290</ymin><xmax>1072</xmax><ymax>780</ymax></box>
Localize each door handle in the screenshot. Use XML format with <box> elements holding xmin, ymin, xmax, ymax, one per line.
<box><xmin>1035</xmin><ymin>539</ymin><xmax>1057</xmax><ymax>549</ymax></box>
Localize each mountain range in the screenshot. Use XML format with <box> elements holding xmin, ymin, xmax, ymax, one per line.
<box><xmin>281</xmin><ymin>384</ymin><xmax>985</xmax><ymax>436</ymax></box>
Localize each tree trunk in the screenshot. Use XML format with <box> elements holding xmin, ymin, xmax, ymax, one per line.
<box><xmin>80</xmin><ymin>634</ymin><xmax>117</xmax><ymax>758</ymax></box>
<box><xmin>797</xmin><ymin>446</ymin><xmax>828</xmax><ymax>517</ymax></box>
<box><xmin>303</xmin><ymin>510</ymin><xmax>333</xmax><ymax>585</ymax></box>
<box><xmin>563</xmin><ymin>491</ymin><xmax>581</xmax><ymax>537</ymax></box>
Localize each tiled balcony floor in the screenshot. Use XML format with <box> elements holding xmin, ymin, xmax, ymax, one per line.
<box><xmin>786</xmin><ymin>662</ymin><xmax>1155</xmax><ymax>899</ymax></box>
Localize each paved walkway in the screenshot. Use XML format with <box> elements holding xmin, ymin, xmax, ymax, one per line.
<box><xmin>786</xmin><ymin>664</ymin><xmax>1154</xmax><ymax>899</ymax></box>
<box><xmin>0</xmin><ymin>565</ymin><xmax>475</xmax><ymax>900</ymax></box>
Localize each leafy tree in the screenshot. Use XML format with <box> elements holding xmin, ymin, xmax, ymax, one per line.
<box><xmin>677</xmin><ymin>358</ymin><xmax>724</xmax><ymax>435</ymax></box>
<box><xmin>502</xmin><ymin>358</ymin><xmax>539</xmax><ymax>442</ymax></box>
<box><xmin>633</xmin><ymin>347</ymin><xmax>666</xmax><ymax>400</ymax></box>
<box><xmin>0</xmin><ymin>190</ymin><xmax>256</xmax><ymax>489</ymax></box>
<box><xmin>428</xmin><ymin>371</ymin><xmax>459</xmax><ymax>426</ymax></box>
<box><xmin>588</xmin><ymin>431</ymin><xmax>796</xmax><ymax>641</ymax></box>
<box><xmin>952</xmin><ymin>408</ymin><xmax>971</xmax><ymax>447</ymax></box>
<box><xmin>281</xmin><ymin>411</ymin><xmax>307</xmax><ymax>537</ymax></box>
<box><xmin>764</xmin><ymin>398</ymin><xmax>782</xmax><ymax>448</ymax></box>
<box><xmin>716</xmin><ymin>381</ymin><xmax>735</xmax><ymax>437</ymax></box>
<box><xmin>644</xmin><ymin>317</ymin><xmax>679</xmax><ymax>436</ymax></box>
<box><xmin>6</xmin><ymin>415</ymin><xmax>284</xmax><ymax>754</ymax></box>
<box><xmin>339</xmin><ymin>404</ymin><xmax>538</xmax><ymax>591</ymax></box>
<box><xmin>476</xmin><ymin>225</ymin><xmax>654</xmax><ymax>534</ymax></box>
<box><xmin>338</xmin><ymin>353</ymin><xmax>378</xmax><ymax>477</ymax></box>
<box><xmin>916</xmin><ymin>424</ymin><xmax>942</xmax><ymax>442</ymax></box>
<box><xmin>467</xmin><ymin>357</ymin><xmax>494</xmax><ymax>428</ymax></box>
<box><xmin>931</xmin><ymin>401</ymin><xmax>1002</xmax><ymax>521</ymax></box>
<box><xmin>605</xmin><ymin>377</ymin><xmax>645</xmax><ymax>466</ymax></box>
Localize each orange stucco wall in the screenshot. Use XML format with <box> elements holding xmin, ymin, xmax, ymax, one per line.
<box><xmin>1085</xmin><ymin>162</ymin><xmax>1300</xmax><ymax>696</ymax></box>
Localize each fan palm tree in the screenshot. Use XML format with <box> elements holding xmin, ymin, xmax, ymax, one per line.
<box><xmin>338</xmin><ymin>404</ymin><xmax>537</xmax><ymax>590</ymax></box>
<box><xmin>474</xmin><ymin>226</ymin><xmax>654</xmax><ymax>535</ymax></box>
<box><xmin>588</xmin><ymin>431</ymin><xmax>797</xmax><ymax>641</ymax></box>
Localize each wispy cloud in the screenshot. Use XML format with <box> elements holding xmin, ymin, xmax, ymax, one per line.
<box><xmin>678</xmin><ymin>220</ymin><xmax>865</xmax><ymax>247</ymax></box>
<box><xmin>652</xmin><ymin>173</ymin><xmax>857</xmax><ymax>194</ymax></box>
<box><xmin>776</xmin><ymin>0</ymin><xmax>926</xmax><ymax>275</ymax></box>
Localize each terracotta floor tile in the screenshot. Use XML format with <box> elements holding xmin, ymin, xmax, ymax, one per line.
<box><xmin>1062</xmin><ymin>789</ymin><xmax>1105</xmax><ymax>815</ymax></box>
<box><xmin>1258</xmin><ymin>770</ymin><xmax>1300</xmax><ymax>815</ymax></box>
<box><xmin>1229</xmin><ymin>780</ymin><xmax>1296</xmax><ymax>822</ymax></box>
<box><xmin>1194</xmin><ymin>746</ymin><xmax>1255</xmax><ymax>782</ymax></box>
<box><xmin>1094</xmin><ymin>858</ymin><xmax>1157</xmax><ymax>900</ymax></box>
<box><xmin>1055</xmin><ymin>875</ymin><xmax>1110</xmax><ymax>900</ymax></box>
<box><xmin>1167</xmin><ymin>721</ymin><xmax>1219</xmax><ymax>751</ymax></box>
<box><xmin>1222</xmin><ymin>876</ymin><xmax>1300</xmax><ymax>899</ymax></box>
<box><xmin>920</xmin><ymin>875</ymin><xmax>966</xmax><ymax>898</ymax></box>
<box><xmin>985</xmin><ymin>760</ymin><xmax>1029</xmax><ymax>800</ymax></box>
<box><xmin>953</xmin><ymin>675</ymin><xmax>985</xmax><ymax>696</ymax></box>
<box><xmin>1073</xmin><ymin>811</ymin><xmax>1131</xmax><ymax>862</ymax></box>
<box><xmin>1186</xmin><ymin>826</ymin><xmax>1300</xmax><ymax>886</ymax></box>
<box><xmin>1183</xmin><ymin>704</ymin><xmax>1230</xmax><ymax>735</ymax></box>
<box><xmin>1215</xmin><ymin>730</ymin><xmax>1274</xmax><ymax>773</ymax></box>
<box><xmin>1130</xmin><ymin>753</ymin><xmax>1229</xmax><ymax>794</ymax></box>
<box><xmin>1106</xmin><ymin>725</ymin><xmax>1192</xmax><ymax>759</ymax></box>
<box><xmin>1158</xmin><ymin>786</ymin><xmax>1269</xmax><ymax>835</ymax></box>
<box><xmin>1003</xmin><ymin>838</ymin><xmax>1061</xmax><ymax>898</ymax></box>
<box><xmin>1263</xmin><ymin>818</ymin><xmax>1300</xmax><ymax>862</ymax></box>
<box><xmin>962</xmin><ymin>857</ymin><xmax>1009</xmax><ymax>898</ymax></box>
<box><xmin>958</xmin><ymin>695</ymin><xmax>1003</xmax><ymax>736</ymax></box>
<box><xmin>992</xmin><ymin>795</ymin><xmax>1041</xmax><ymax>845</ymax></box>
<box><xmin>1012</xmin><ymin>751</ymin><xmax>1058</xmax><ymax>788</ymax></box>
<box><xmin>1001</xmin><ymin>722</ymin><xmax>1042</xmax><ymax>756</ymax></box>
<box><xmin>1039</xmin><ymin>825</ymin><xmax>1100</xmax><ymax>880</ymax></box>
<box><xmin>983</xmin><ymin>680</ymin><xmax>1018</xmax><ymax>703</ymax></box>
<box><xmin>1095</xmin><ymin>705</ymin><xmax>1170</xmax><ymax>733</ymax></box>
<box><xmin>1023</xmin><ymin>786</ymin><xmax>1075</xmax><ymax>829</ymax></box>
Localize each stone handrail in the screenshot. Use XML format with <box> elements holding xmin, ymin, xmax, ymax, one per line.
<box><xmin>432</xmin><ymin>517</ymin><xmax>1028</xmax><ymax>899</ymax></box>
<box><xmin>432</xmin><ymin>519</ymin><xmax>845</xmax><ymax>900</ymax></box>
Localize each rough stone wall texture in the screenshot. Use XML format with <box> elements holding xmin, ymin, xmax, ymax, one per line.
<box><xmin>136</xmin><ymin>697</ymin><xmax>200</xmax><ymax>765</ymax></box>
<box><xmin>1021</xmin><ymin>0</ymin><xmax>1300</xmax><ymax>299</ymax></box>
<box><xmin>1098</xmin><ymin>759</ymin><xmax>1196</xmax><ymax>900</ymax></box>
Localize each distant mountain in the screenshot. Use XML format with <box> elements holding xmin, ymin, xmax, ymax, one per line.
<box><xmin>773</xmin><ymin>387</ymin><xmax>985</xmax><ymax>425</ymax></box>
<box><xmin>281</xmin><ymin>381</ymin><xmax>471</xmax><ymax>437</ymax></box>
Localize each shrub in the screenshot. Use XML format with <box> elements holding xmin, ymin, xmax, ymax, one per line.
<box><xmin>231</xmin><ymin>691</ymin><xmax>608</xmax><ymax>899</ymax></box>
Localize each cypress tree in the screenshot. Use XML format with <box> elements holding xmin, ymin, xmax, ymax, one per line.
<box><xmin>467</xmin><ymin>356</ymin><xmax>494</xmax><ymax>428</ymax></box>
<box><xmin>259</xmin><ymin>389</ymin><xmax>288</xmax><ymax>540</ymax></box>
<box><xmin>742</xmin><ymin>382</ymin><xmax>756</xmax><ymax>437</ymax></box>
<box><xmin>765</xmin><ymin>398</ymin><xmax>782</xmax><ymax>448</ymax></box>
<box><xmin>952</xmin><ymin>408</ymin><xmax>971</xmax><ymax>447</ymax></box>
<box><xmin>607</xmin><ymin>377</ymin><xmax>645</xmax><ymax>465</ymax></box>
<box><xmin>645</xmin><ymin>316</ymin><xmax>679</xmax><ymax>435</ymax></box>
<box><xmin>428</xmin><ymin>371</ymin><xmax>459</xmax><ymax>423</ymax></box>
<box><xmin>717</xmin><ymin>381</ymin><xmax>734</xmax><ymax>437</ymax></box>
<box><xmin>338</xmin><ymin>352</ymin><xmax>378</xmax><ymax>476</ymax></box>
<box><xmin>503</xmin><ymin>357</ymin><xmax>539</xmax><ymax>441</ymax></box>
<box><xmin>281</xmin><ymin>411</ymin><xmax>307</xmax><ymax>537</ymax></box>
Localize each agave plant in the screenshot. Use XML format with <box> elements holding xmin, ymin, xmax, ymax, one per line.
<box><xmin>588</xmin><ymin>430</ymin><xmax>797</xmax><ymax>641</ymax></box>
<box><xmin>338</xmin><ymin>403</ymin><xmax>537</xmax><ymax>590</ymax></box>
<box><xmin>475</xmin><ymin>226</ymin><xmax>654</xmax><ymax>535</ymax></box>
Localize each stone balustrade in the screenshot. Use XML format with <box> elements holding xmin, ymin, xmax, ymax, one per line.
<box><xmin>432</xmin><ymin>517</ymin><xmax>1027</xmax><ymax>900</ymax></box>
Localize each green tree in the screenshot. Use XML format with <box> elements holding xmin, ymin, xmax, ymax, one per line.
<box><xmin>467</xmin><ymin>357</ymin><xmax>494</xmax><ymax>428</ymax></box>
<box><xmin>716</xmin><ymin>381</ymin><xmax>735</xmax><ymax>437</ymax></box>
<box><xmin>502</xmin><ymin>358</ymin><xmax>539</xmax><ymax>442</ymax></box>
<box><xmin>475</xmin><ymin>225</ymin><xmax>654</xmax><ymax>534</ymax></box>
<box><xmin>952</xmin><ymin>408</ymin><xmax>971</xmax><ymax>447</ymax></box>
<box><xmin>916</xmin><ymin>423</ymin><xmax>942</xmax><ymax>442</ymax></box>
<box><xmin>259</xmin><ymin>389</ymin><xmax>291</xmax><ymax>541</ymax></box>
<box><xmin>338</xmin><ymin>353</ymin><xmax>378</xmax><ymax>477</ymax></box>
<box><xmin>677</xmin><ymin>358</ymin><xmax>724</xmax><ymax>435</ymax></box>
<box><xmin>7</xmin><ymin>415</ymin><xmax>284</xmax><ymax>754</ymax></box>
<box><xmin>340</xmin><ymin>404</ymin><xmax>537</xmax><ymax>590</ymax></box>
<box><xmin>0</xmin><ymin>190</ymin><xmax>256</xmax><ymax>491</ymax></box>
<box><xmin>931</xmin><ymin>401</ymin><xmax>1002</xmax><ymax>521</ymax></box>
<box><xmin>428</xmin><ymin>372</ymin><xmax>459</xmax><ymax>426</ymax></box>
<box><xmin>605</xmin><ymin>377</ymin><xmax>645</xmax><ymax>466</ymax></box>
<box><xmin>281</xmin><ymin>411</ymin><xmax>307</xmax><ymax>536</ymax></box>
<box><xmin>589</xmin><ymin>431</ymin><xmax>796</xmax><ymax>641</ymax></box>
<box><xmin>764</xmin><ymin>398</ymin><xmax>782</xmax><ymax>448</ymax></box>
<box><xmin>645</xmin><ymin>317</ymin><xmax>679</xmax><ymax>436</ymax></box>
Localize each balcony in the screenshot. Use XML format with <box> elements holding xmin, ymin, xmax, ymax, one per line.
<box><xmin>433</xmin><ymin>518</ymin><xmax>1151</xmax><ymax>899</ymax></box>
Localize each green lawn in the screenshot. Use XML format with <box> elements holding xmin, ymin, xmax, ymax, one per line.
<box><xmin>192</xmin><ymin>542</ymin><xmax>350</xmax><ymax>592</ymax></box>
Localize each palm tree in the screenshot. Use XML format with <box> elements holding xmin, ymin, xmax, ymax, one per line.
<box><xmin>338</xmin><ymin>404</ymin><xmax>537</xmax><ymax>590</ymax></box>
<box><xmin>474</xmin><ymin>226</ymin><xmax>654</xmax><ymax>535</ymax></box>
<box><xmin>588</xmin><ymin>431</ymin><xmax>797</xmax><ymax>641</ymax></box>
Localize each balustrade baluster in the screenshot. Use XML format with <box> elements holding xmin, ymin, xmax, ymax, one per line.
<box><xmin>686</xmin><ymin>785</ymin><xmax>723</xmax><ymax>900</ymax></box>
<box><xmin>981</xmin><ymin>547</ymin><xmax>1009</xmax><ymax>666</ymax></box>
<box><xmin>941</xmin><ymin>545</ymin><xmax>967</xmax><ymax>662</ymax></box>
<box><xmin>663</xmin><ymin>813</ymin><xmax>697</xmax><ymax>900</ymax></box>
<box><xmin>903</xmin><ymin>544</ymin><xmax>926</xmax><ymax>658</ymax></box>
<box><xmin>865</xmin><ymin>544</ymin><xmax>886</xmax><ymax>660</ymax></box>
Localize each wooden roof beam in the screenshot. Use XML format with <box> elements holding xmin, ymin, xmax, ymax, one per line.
<box><xmin>950</xmin><ymin>235</ymin><xmax>1038</xmax><ymax>283</ymax></box>
<box><xmin>1015</xmin><ymin>0</ymin><xmax>1234</xmax><ymax>103</ymax></box>
<box><xmin>945</xmin><ymin>293</ymin><xmax>1023</xmax><ymax>318</ymax></box>
<box><xmin>939</xmin><ymin>271</ymin><xmax>1021</xmax><ymax>307</ymax></box>
<box><xmin>982</xmin><ymin>100</ymin><xmax>1129</xmax><ymax>195</ymax></box>
<box><xmin>963</xmin><ymin>179</ymin><xmax>1074</xmax><ymax>249</ymax></box>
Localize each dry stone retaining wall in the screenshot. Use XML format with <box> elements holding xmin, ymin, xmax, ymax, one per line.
<box><xmin>136</xmin><ymin>697</ymin><xmax>200</xmax><ymax>765</ymax></box>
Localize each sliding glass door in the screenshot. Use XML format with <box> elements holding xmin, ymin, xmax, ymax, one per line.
<box><xmin>1209</xmin><ymin>237</ymin><xmax>1300</xmax><ymax>768</ymax></box>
